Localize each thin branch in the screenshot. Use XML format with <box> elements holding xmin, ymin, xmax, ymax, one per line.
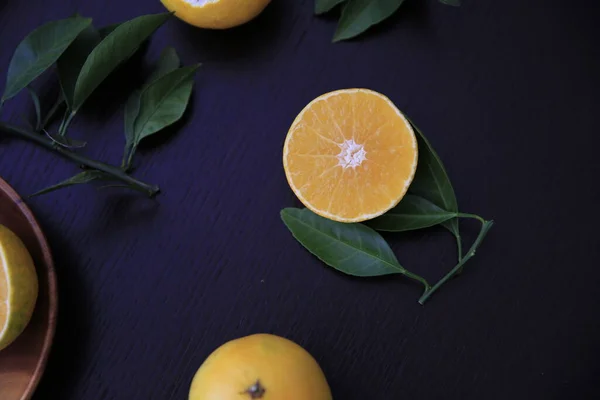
<box><xmin>0</xmin><ymin>121</ymin><xmax>160</xmax><ymax>197</ymax></box>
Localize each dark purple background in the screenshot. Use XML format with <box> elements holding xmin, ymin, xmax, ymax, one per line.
<box><xmin>1</xmin><ymin>0</ymin><xmax>600</xmax><ymax>399</ymax></box>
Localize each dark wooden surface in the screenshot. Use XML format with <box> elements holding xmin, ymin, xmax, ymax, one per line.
<box><xmin>1</xmin><ymin>0</ymin><xmax>600</xmax><ymax>399</ymax></box>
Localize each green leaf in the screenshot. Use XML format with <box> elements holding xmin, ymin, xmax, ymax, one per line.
<box><xmin>281</xmin><ymin>207</ymin><xmax>408</xmax><ymax>277</ymax></box>
<box><xmin>57</xmin><ymin>24</ymin><xmax>101</xmax><ymax>109</ymax></box>
<box><xmin>315</xmin><ymin>0</ymin><xmax>348</xmax><ymax>15</ymax></box>
<box><xmin>26</xmin><ymin>87</ymin><xmax>41</xmax><ymax>131</ymax></box>
<box><xmin>126</xmin><ymin>47</ymin><xmax>181</xmax><ymax>136</ymax></box>
<box><xmin>439</xmin><ymin>0</ymin><xmax>461</xmax><ymax>6</ymax></box>
<box><xmin>123</xmin><ymin>47</ymin><xmax>181</xmax><ymax>167</ymax></box>
<box><xmin>2</xmin><ymin>16</ymin><xmax>92</xmax><ymax>102</ymax></box>
<box><xmin>133</xmin><ymin>65</ymin><xmax>197</xmax><ymax>141</ymax></box>
<box><xmin>98</xmin><ymin>23</ymin><xmax>120</xmax><ymax>38</ymax></box>
<box><xmin>407</xmin><ymin>118</ymin><xmax>460</xmax><ymax>239</ymax></box>
<box><xmin>333</xmin><ymin>0</ymin><xmax>406</xmax><ymax>42</ymax></box>
<box><xmin>71</xmin><ymin>12</ymin><xmax>171</xmax><ymax>112</ymax></box>
<box><xmin>148</xmin><ymin>47</ymin><xmax>181</xmax><ymax>82</ymax></box>
<box><xmin>123</xmin><ymin>91</ymin><xmax>142</xmax><ymax>163</ymax></box>
<box><xmin>368</xmin><ymin>195</ymin><xmax>458</xmax><ymax>232</ymax></box>
<box><xmin>124</xmin><ymin>64</ymin><xmax>198</xmax><ymax>166</ymax></box>
<box><xmin>30</xmin><ymin>170</ymin><xmax>109</xmax><ymax>197</ymax></box>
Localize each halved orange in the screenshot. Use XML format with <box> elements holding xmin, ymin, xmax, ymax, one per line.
<box><xmin>283</xmin><ymin>89</ymin><xmax>418</xmax><ymax>223</ymax></box>
<box><xmin>0</xmin><ymin>224</ymin><xmax>38</xmax><ymax>351</ymax></box>
<box><xmin>161</xmin><ymin>0</ymin><xmax>271</xmax><ymax>30</ymax></box>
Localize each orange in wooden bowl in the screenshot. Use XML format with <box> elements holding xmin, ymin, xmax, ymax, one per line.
<box><xmin>0</xmin><ymin>224</ymin><xmax>38</xmax><ymax>351</ymax></box>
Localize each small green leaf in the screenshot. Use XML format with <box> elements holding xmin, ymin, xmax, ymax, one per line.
<box><xmin>71</xmin><ymin>12</ymin><xmax>171</xmax><ymax>112</ymax></box>
<box><xmin>98</xmin><ymin>23</ymin><xmax>120</xmax><ymax>38</ymax></box>
<box><xmin>407</xmin><ymin>118</ymin><xmax>460</xmax><ymax>239</ymax></box>
<box><xmin>124</xmin><ymin>64</ymin><xmax>198</xmax><ymax>166</ymax></box>
<box><xmin>315</xmin><ymin>0</ymin><xmax>348</xmax><ymax>15</ymax></box>
<box><xmin>134</xmin><ymin>64</ymin><xmax>200</xmax><ymax>143</ymax></box>
<box><xmin>333</xmin><ymin>0</ymin><xmax>406</xmax><ymax>42</ymax></box>
<box><xmin>123</xmin><ymin>47</ymin><xmax>181</xmax><ymax>167</ymax></box>
<box><xmin>26</xmin><ymin>87</ymin><xmax>41</xmax><ymax>131</ymax></box>
<box><xmin>2</xmin><ymin>16</ymin><xmax>92</xmax><ymax>102</ymax></box>
<box><xmin>125</xmin><ymin>47</ymin><xmax>181</xmax><ymax>138</ymax></box>
<box><xmin>368</xmin><ymin>195</ymin><xmax>458</xmax><ymax>232</ymax></box>
<box><xmin>57</xmin><ymin>24</ymin><xmax>101</xmax><ymax>109</ymax></box>
<box><xmin>133</xmin><ymin>64</ymin><xmax>198</xmax><ymax>141</ymax></box>
<box><xmin>439</xmin><ymin>0</ymin><xmax>461</xmax><ymax>6</ymax></box>
<box><xmin>123</xmin><ymin>91</ymin><xmax>142</xmax><ymax>164</ymax></box>
<box><xmin>148</xmin><ymin>47</ymin><xmax>181</xmax><ymax>82</ymax></box>
<box><xmin>281</xmin><ymin>207</ymin><xmax>407</xmax><ymax>277</ymax></box>
<box><xmin>30</xmin><ymin>170</ymin><xmax>109</xmax><ymax>197</ymax></box>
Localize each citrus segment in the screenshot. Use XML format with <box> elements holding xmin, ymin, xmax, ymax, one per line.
<box><xmin>0</xmin><ymin>225</ymin><xmax>38</xmax><ymax>351</ymax></box>
<box><xmin>161</xmin><ymin>0</ymin><xmax>272</xmax><ymax>29</ymax></box>
<box><xmin>283</xmin><ymin>89</ymin><xmax>418</xmax><ymax>223</ymax></box>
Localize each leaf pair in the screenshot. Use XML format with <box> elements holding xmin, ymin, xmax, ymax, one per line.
<box><xmin>6</xmin><ymin>12</ymin><xmax>198</xmax><ymax>197</ymax></box>
<box><xmin>281</xmin><ymin>116</ymin><xmax>466</xmax><ymax>297</ymax></box>
<box><xmin>2</xmin><ymin>13</ymin><xmax>172</xmax><ymax>124</ymax></box>
<box><xmin>1</xmin><ymin>16</ymin><xmax>92</xmax><ymax>103</ymax></box>
<box><xmin>68</xmin><ymin>13</ymin><xmax>172</xmax><ymax>114</ymax></box>
<box><xmin>57</xmin><ymin>13</ymin><xmax>172</xmax><ymax>118</ymax></box>
<box><xmin>122</xmin><ymin>48</ymin><xmax>199</xmax><ymax>169</ymax></box>
<box><xmin>315</xmin><ymin>0</ymin><xmax>460</xmax><ymax>42</ymax></box>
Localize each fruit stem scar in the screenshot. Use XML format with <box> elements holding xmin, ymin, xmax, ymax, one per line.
<box><xmin>243</xmin><ymin>380</ymin><xmax>266</xmax><ymax>399</ymax></box>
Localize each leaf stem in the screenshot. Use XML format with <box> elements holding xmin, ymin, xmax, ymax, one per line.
<box><xmin>455</xmin><ymin>233</ymin><xmax>463</xmax><ymax>261</ymax></box>
<box><xmin>57</xmin><ymin>108</ymin><xmax>69</xmax><ymax>136</ymax></box>
<box><xmin>402</xmin><ymin>269</ymin><xmax>431</xmax><ymax>293</ymax></box>
<box><xmin>26</xmin><ymin>87</ymin><xmax>42</xmax><ymax>131</ymax></box>
<box><xmin>41</xmin><ymin>92</ymin><xmax>65</xmax><ymax>131</ymax></box>
<box><xmin>418</xmin><ymin>217</ymin><xmax>494</xmax><ymax>305</ymax></box>
<box><xmin>123</xmin><ymin>143</ymin><xmax>137</xmax><ymax>171</ymax></box>
<box><xmin>0</xmin><ymin>121</ymin><xmax>160</xmax><ymax>197</ymax></box>
<box><xmin>454</xmin><ymin>232</ymin><xmax>464</xmax><ymax>275</ymax></box>
<box><xmin>457</xmin><ymin>212</ymin><xmax>486</xmax><ymax>224</ymax></box>
<box><xmin>60</xmin><ymin>111</ymin><xmax>76</xmax><ymax>136</ymax></box>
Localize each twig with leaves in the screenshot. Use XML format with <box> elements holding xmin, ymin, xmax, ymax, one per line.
<box><xmin>0</xmin><ymin>12</ymin><xmax>199</xmax><ymax>197</ymax></box>
<box><xmin>281</xmin><ymin>119</ymin><xmax>493</xmax><ymax>304</ymax></box>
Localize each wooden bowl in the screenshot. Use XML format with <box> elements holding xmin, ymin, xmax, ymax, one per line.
<box><xmin>0</xmin><ymin>177</ymin><xmax>57</xmax><ymax>400</ymax></box>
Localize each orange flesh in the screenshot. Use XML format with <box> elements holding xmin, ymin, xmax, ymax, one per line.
<box><xmin>283</xmin><ymin>89</ymin><xmax>418</xmax><ymax>222</ymax></box>
<box><xmin>161</xmin><ymin>0</ymin><xmax>271</xmax><ymax>29</ymax></box>
<box><xmin>0</xmin><ymin>252</ymin><xmax>7</xmax><ymax>331</ymax></box>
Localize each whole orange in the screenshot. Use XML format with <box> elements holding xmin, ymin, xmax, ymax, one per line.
<box><xmin>189</xmin><ymin>334</ymin><xmax>332</xmax><ymax>400</ymax></box>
